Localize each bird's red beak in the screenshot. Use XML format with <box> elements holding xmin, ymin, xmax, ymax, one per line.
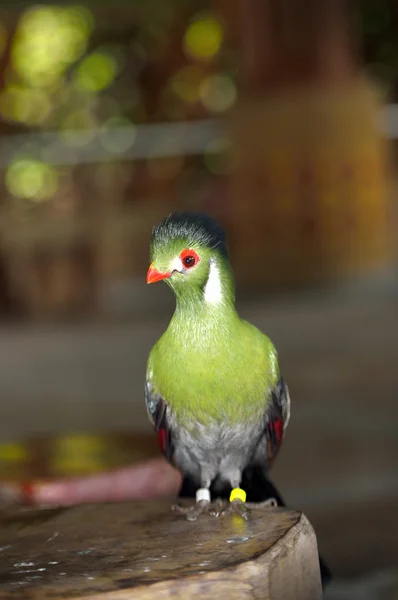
<box><xmin>146</xmin><ymin>263</ymin><xmax>171</xmax><ymax>284</ymax></box>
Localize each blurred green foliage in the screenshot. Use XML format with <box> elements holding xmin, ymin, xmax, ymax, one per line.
<box><xmin>0</xmin><ymin>2</ymin><xmax>234</xmax><ymax>200</ymax></box>
<box><xmin>0</xmin><ymin>0</ymin><xmax>396</xmax><ymax>204</ymax></box>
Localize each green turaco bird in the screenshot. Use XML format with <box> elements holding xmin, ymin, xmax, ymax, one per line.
<box><xmin>145</xmin><ymin>212</ymin><xmax>290</xmax><ymax>520</ymax></box>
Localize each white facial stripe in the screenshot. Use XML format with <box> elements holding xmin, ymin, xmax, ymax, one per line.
<box><xmin>169</xmin><ymin>256</ymin><xmax>183</xmax><ymax>273</ymax></box>
<box><xmin>204</xmin><ymin>259</ymin><xmax>222</xmax><ymax>305</ymax></box>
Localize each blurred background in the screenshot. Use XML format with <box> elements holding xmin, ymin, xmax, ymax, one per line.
<box><xmin>0</xmin><ymin>0</ymin><xmax>397</xmax><ymax>597</ymax></box>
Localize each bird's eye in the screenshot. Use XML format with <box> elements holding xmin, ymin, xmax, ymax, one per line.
<box><xmin>180</xmin><ymin>249</ymin><xmax>199</xmax><ymax>269</ymax></box>
<box><xmin>182</xmin><ymin>255</ymin><xmax>196</xmax><ymax>268</ymax></box>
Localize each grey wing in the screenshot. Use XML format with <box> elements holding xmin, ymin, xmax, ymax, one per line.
<box><xmin>254</xmin><ymin>377</ymin><xmax>291</xmax><ymax>470</ymax></box>
<box><xmin>276</xmin><ymin>377</ymin><xmax>291</xmax><ymax>432</ymax></box>
<box><xmin>145</xmin><ymin>381</ymin><xmax>175</xmax><ymax>462</ymax></box>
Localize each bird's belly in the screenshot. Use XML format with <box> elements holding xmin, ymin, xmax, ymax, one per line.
<box><xmin>169</xmin><ymin>413</ymin><xmax>263</xmax><ymax>484</ymax></box>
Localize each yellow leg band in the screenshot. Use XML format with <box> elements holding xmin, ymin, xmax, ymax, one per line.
<box><xmin>230</xmin><ymin>488</ymin><xmax>246</xmax><ymax>503</ymax></box>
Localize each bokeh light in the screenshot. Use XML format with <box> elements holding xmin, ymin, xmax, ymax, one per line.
<box><xmin>200</xmin><ymin>74</ymin><xmax>237</xmax><ymax>112</ymax></box>
<box><xmin>73</xmin><ymin>50</ymin><xmax>119</xmax><ymax>93</ymax></box>
<box><xmin>0</xmin><ymin>85</ymin><xmax>52</xmax><ymax>125</ymax></box>
<box><xmin>61</xmin><ymin>109</ymin><xmax>97</xmax><ymax>145</ymax></box>
<box><xmin>51</xmin><ymin>434</ymin><xmax>108</xmax><ymax>475</ymax></box>
<box><xmin>183</xmin><ymin>13</ymin><xmax>224</xmax><ymax>61</ymax></box>
<box><xmin>0</xmin><ymin>442</ymin><xmax>28</xmax><ymax>462</ymax></box>
<box><xmin>170</xmin><ymin>65</ymin><xmax>205</xmax><ymax>104</ymax></box>
<box><xmin>100</xmin><ymin>117</ymin><xmax>136</xmax><ymax>154</ymax></box>
<box><xmin>12</xmin><ymin>6</ymin><xmax>94</xmax><ymax>88</ymax></box>
<box><xmin>6</xmin><ymin>159</ymin><xmax>58</xmax><ymax>201</ymax></box>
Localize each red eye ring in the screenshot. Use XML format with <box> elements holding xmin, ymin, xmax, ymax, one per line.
<box><xmin>180</xmin><ymin>248</ymin><xmax>199</xmax><ymax>269</ymax></box>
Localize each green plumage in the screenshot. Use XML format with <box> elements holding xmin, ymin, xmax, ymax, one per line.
<box><xmin>147</xmin><ymin>213</ymin><xmax>279</xmax><ymax>427</ymax></box>
<box><xmin>144</xmin><ymin>212</ymin><xmax>329</xmax><ymax>586</ymax></box>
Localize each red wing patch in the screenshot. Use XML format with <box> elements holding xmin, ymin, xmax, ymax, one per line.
<box><xmin>264</xmin><ymin>379</ymin><xmax>289</xmax><ymax>468</ymax></box>
<box><xmin>158</xmin><ymin>428</ymin><xmax>167</xmax><ymax>453</ymax></box>
<box><xmin>266</xmin><ymin>417</ymin><xmax>284</xmax><ymax>466</ymax></box>
<box><xmin>156</xmin><ymin>419</ymin><xmax>174</xmax><ymax>462</ymax></box>
<box><xmin>271</xmin><ymin>418</ymin><xmax>284</xmax><ymax>444</ymax></box>
<box><xmin>145</xmin><ymin>383</ymin><xmax>175</xmax><ymax>462</ymax></box>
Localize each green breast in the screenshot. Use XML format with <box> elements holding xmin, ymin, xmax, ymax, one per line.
<box><xmin>147</xmin><ymin>319</ymin><xmax>279</xmax><ymax>426</ymax></box>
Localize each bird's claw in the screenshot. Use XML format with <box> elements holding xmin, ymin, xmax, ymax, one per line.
<box><xmin>219</xmin><ymin>499</ymin><xmax>250</xmax><ymax>520</ymax></box>
<box><xmin>172</xmin><ymin>496</ymin><xmax>278</xmax><ymax>521</ymax></box>
<box><xmin>208</xmin><ymin>498</ymin><xmax>227</xmax><ymax>517</ymax></box>
<box><xmin>172</xmin><ymin>499</ymin><xmax>227</xmax><ymax>521</ymax></box>
<box><xmin>217</xmin><ymin>496</ymin><xmax>278</xmax><ymax>520</ymax></box>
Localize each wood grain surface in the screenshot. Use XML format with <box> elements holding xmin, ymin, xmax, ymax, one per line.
<box><xmin>0</xmin><ymin>500</ymin><xmax>322</xmax><ymax>599</ymax></box>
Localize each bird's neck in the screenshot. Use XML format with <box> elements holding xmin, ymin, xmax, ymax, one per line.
<box><xmin>170</xmin><ymin>257</ymin><xmax>239</xmax><ymax>334</ymax></box>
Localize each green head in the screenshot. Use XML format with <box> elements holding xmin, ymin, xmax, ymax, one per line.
<box><xmin>147</xmin><ymin>212</ymin><xmax>234</xmax><ymax>306</ymax></box>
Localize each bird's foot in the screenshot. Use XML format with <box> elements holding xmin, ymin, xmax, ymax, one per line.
<box><xmin>218</xmin><ymin>498</ymin><xmax>250</xmax><ymax>520</ymax></box>
<box><xmin>217</xmin><ymin>497</ymin><xmax>278</xmax><ymax>521</ymax></box>
<box><xmin>172</xmin><ymin>486</ymin><xmax>278</xmax><ymax>521</ymax></box>
<box><xmin>216</xmin><ymin>488</ymin><xmax>278</xmax><ymax>520</ymax></box>
<box><xmin>172</xmin><ymin>498</ymin><xmax>226</xmax><ymax>521</ymax></box>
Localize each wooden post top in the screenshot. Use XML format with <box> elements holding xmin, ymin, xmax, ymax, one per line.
<box><xmin>0</xmin><ymin>500</ymin><xmax>322</xmax><ymax>599</ymax></box>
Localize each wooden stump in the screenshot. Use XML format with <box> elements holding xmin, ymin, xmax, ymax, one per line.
<box><xmin>0</xmin><ymin>500</ymin><xmax>322</xmax><ymax>599</ymax></box>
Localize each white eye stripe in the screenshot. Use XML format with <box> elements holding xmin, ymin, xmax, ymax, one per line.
<box><xmin>204</xmin><ymin>258</ymin><xmax>222</xmax><ymax>304</ymax></box>
<box><xmin>170</xmin><ymin>256</ymin><xmax>183</xmax><ymax>272</ymax></box>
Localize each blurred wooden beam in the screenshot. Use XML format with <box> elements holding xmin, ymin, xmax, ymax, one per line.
<box><xmin>236</xmin><ymin>0</ymin><xmax>357</xmax><ymax>92</ymax></box>
<box><xmin>227</xmin><ymin>0</ymin><xmax>394</xmax><ymax>289</ymax></box>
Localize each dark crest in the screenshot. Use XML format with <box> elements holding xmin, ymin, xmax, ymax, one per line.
<box><xmin>151</xmin><ymin>212</ymin><xmax>228</xmax><ymax>258</ymax></box>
